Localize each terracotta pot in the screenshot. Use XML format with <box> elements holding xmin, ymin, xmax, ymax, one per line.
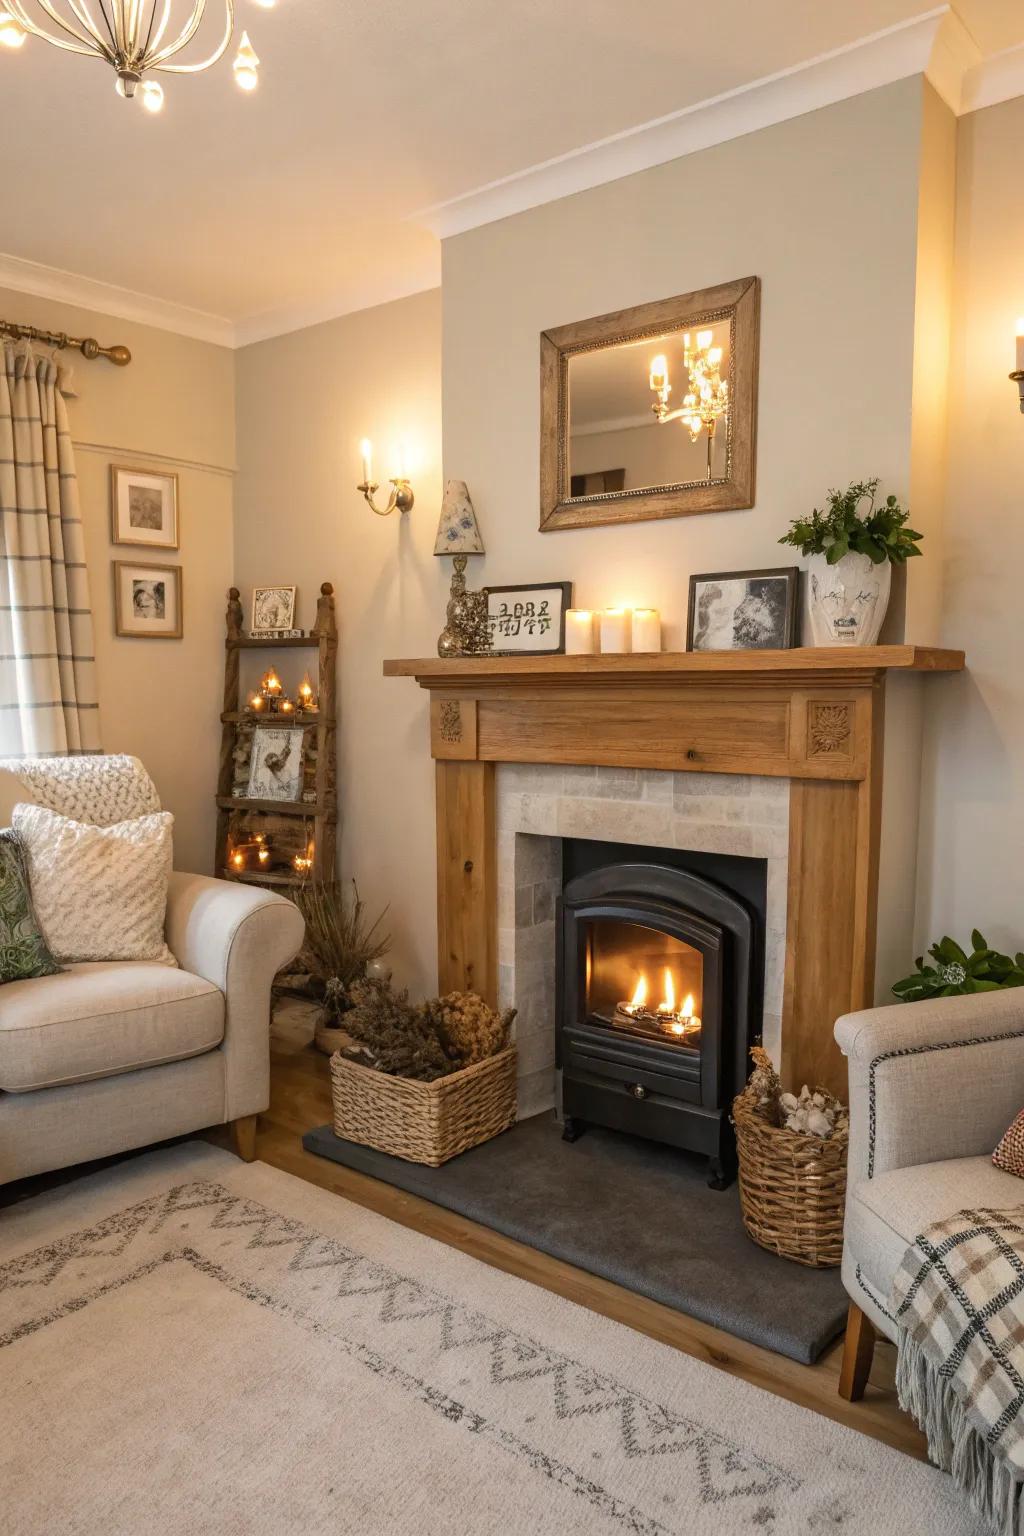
<box><xmin>806</xmin><ymin>551</ymin><xmax>891</xmax><ymax>647</ymax></box>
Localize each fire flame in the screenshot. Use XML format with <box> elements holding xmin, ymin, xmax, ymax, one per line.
<box><xmin>629</xmin><ymin>974</ymin><xmax>648</xmax><ymax>1010</ymax></box>
<box><xmin>682</xmin><ymin>993</ymin><xmax>694</xmax><ymax>1019</ymax></box>
<box><xmin>627</xmin><ymin>973</ymin><xmax>698</xmax><ymax>1025</ymax></box>
<box><xmin>657</xmin><ymin>968</ymin><xmax>675</xmax><ymax>1014</ymax></box>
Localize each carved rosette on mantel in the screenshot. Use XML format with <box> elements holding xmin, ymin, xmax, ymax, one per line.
<box><xmin>385</xmin><ymin>646</ymin><xmax>965</xmax><ymax>1097</ymax></box>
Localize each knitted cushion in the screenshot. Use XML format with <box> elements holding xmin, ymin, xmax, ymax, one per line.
<box><xmin>0</xmin><ymin>828</ymin><xmax>62</xmax><ymax>983</ymax></box>
<box><xmin>13</xmin><ymin>802</ymin><xmax>175</xmax><ymax>965</ymax></box>
<box><xmin>993</xmin><ymin>1108</ymin><xmax>1024</xmax><ymax>1178</ymax></box>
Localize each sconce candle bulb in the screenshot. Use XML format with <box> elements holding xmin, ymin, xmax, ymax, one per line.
<box><xmin>356</xmin><ymin>436</ymin><xmax>414</xmax><ymax>516</ymax></box>
<box><xmin>1011</xmin><ymin>319</ymin><xmax>1024</xmax><ymax>414</ymax></box>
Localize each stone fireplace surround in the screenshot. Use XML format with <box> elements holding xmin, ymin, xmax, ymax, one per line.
<box><xmin>496</xmin><ymin>764</ymin><xmax>788</xmax><ymax>1118</ymax></box>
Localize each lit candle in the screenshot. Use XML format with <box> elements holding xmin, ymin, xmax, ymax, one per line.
<box><xmin>565</xmin><ymin>610</ymin><xmax>595</xmax><ymax>655</ymax></box>
<box><xmin>631</xmin><ymin>608</ymin><xmax>661</xmax><ymax>653</ymax></box>
<box><xmin>230</xmin><ymin>848</ymin><xmax>246</xmax><ymax>871</ymax></box>
<box><xmin>599</xmin><ymin>609</ymin><xmax>631</xmax><ymax>654</ymax></box>
<box><xmin>279</xmin><ymin>697</ymin><xmax>295</xmax><ymax>714</ymax></box>
<box><xmin>263</xmin><ymin>669</ymin><xmax>282</xmax><ymax>698</ymax></box>
<box><xmin>360</xmin><ymin>438</ymin><xmax>373</xmax><ymax>485</ymax></box>
<box><xmin>297</xmin><ymin>673</ymin><xmax>316</xmax><ymax>711</ymax></box>
<box><xmin>1016</xmin><ymin>319</ymin><xmax>1024</xmax><ymax>373</ymax></box>
<box><xmin>258</xmin><ymin>847</ymin><xmax>270</xmax><ymax>866</ymax></box>
<box><xmin>248</xmin><ymin>692</ymin><xmax>264</xmax><ymax>712</ymax></box>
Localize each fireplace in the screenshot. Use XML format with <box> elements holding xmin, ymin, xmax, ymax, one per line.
<box><xmin>556</xmin><ymin>845</ymin><xmax>762</xmax><ymax>1188</ymax></box>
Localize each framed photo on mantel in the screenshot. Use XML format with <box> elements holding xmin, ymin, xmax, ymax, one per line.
<box><xmin>686</xmin><ymin>567</ymin><xmax>799</xmax><ymax>653</ymax></box>
<box><xmin>483</xmin><ymin>581</ymin><xmax>573</xmax><ymax>655</ymax></box>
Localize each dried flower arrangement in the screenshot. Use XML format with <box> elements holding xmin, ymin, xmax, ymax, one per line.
<box><xmin>338</xmin><ymin>976</ymin><xmax>516</xmax><ymax>1083</ymax></box>
<box><xmin>745</xmin><ymin>1045</ymin><xmax>844</xmax><ymax>1140</ymax></box>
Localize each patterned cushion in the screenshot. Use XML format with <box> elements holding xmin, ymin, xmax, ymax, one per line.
<box><xmin>993</xmin><ymin>1109</ymin><xmax>1024</xmax><ymax>1178</ymax></box>
<box><xmin>12</xmin><ymin>802</ymin><xmax>176</xmax><ymax>965</ymax></box>
<box><xmin>0</xmin><ymin>828</ymin><xmax>62</xmax><ymax>983</ymax></box>
<box><xmin>0</xmin><ymin>754</ymin><xmax>160</xmax><ymax>828</ymax></box>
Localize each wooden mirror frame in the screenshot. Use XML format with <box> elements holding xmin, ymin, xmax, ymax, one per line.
<box><xmin>539</xmin><ymin>276</ymin><xmax>760</xmax><ymax>532</ymax></box>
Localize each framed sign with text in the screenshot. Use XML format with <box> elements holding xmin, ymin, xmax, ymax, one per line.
<box><xmin>483</xmin><ymin>581</ymin><xmax>573</xmax><ymax>655</ymax></box>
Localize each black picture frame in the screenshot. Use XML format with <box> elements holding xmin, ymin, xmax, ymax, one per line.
<box><xmin>483</xmin><ymin>581</ymin><xmax>573</xmax><ymax>655</ymax></box>
<box><xmin>686</xmin><ymin>566</ymin><xmax>799</xmax><ymax>653</ymax></box>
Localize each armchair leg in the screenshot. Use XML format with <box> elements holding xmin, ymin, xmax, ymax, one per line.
<box><xmin>838</xmin><ymin>1302</ymin><xmax>876</xmax><ymax>1401</ymax></box>
<box><xmin>228</xmin><ymin>1114</ymin><xmax>259</xmax><ymax>1163</ymax></box>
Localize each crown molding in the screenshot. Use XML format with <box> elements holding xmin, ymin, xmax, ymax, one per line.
<box><xmin>0</xmin><ymin>252</ymin><xmax>235</xmax><ymax>348</ymax></box>
<box><xmin>961</xmin><ymin>43</ymin><xmax>1024</xmax><ymax>115</ymax></box>
<box><xmin>415</xmin><ymin>7</ymin><xmax>971</xmax><ymax>240</ymax></box>
<box><xmin>233</xmin><ymin>267</ymin><xmax>441</xmax><ymax>349</ymax></box>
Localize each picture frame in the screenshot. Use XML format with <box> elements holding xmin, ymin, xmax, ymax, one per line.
<box><xmin>686</xmin><ymin>567</ymin><xmax>799</xmax><ymax>653</ymax></box>
<box><xmin>246</xmin><ymin>724</ymin><xmax>307</xmax><ymax>803</ymax></box>
<box><xmin>113</xmin><ymin>560</ymin><xmax>183</xmax><ymax>639</ymax></box>
<box><xmin>110</xmin><ymin>464</ymin><xmax>179</xmax><ymax>550</ymax></box>
<box><xmin>483</xmin><ymin>581</ymin><xmax>573</xmax><ymax>655</ymax></box>
<box><xmin>251</xmin><ymin>585</ymin><xmax>297</xmax><ymax>634</ymax></box>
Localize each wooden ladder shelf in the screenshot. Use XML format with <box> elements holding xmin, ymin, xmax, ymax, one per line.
<box><xmin>215</xmin><ymin>581</ymin><xmax>338</xmax><ymax>891</ymax></box>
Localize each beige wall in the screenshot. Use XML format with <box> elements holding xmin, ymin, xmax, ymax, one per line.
<box><xmin>0</xmin><ymin>286</ymin><xmax>235</xmax><ymax>872</ymax></box>
<box><xmin>443</xmin><ymin>80</ymin><xmax>941</xmax><ymax>651</ymax></box>
<box><xmin>234</xmin><ymin>291</ymin><xmax>444</xmax><ymax>992</ymax></box>
<box><xmin>916</xmin><ymin>94</ymin><xmax>1024</xmax><ymax>955</ymax></box>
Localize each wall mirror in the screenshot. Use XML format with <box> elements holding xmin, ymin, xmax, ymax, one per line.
<box><xmin>539</xmin><ymin>276</ymin><xmax>760</xmax><ymax>531</ymax></box>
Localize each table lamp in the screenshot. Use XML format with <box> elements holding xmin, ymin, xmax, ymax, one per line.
<box><xmin>434</xmin><ymin>479</ymin><xmax>489</xmax><ymax>657</ymax></box>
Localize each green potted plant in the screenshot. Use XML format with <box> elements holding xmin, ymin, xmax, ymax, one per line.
<box><xmin>779</xmin><ymin>479</ymin><xmax>922</xmax><ymax>646</ymax></box>
<box><xmin>892</xmin><ymin>932</ymin><xmax>1024</xmax><ymax>1003</ymax></box>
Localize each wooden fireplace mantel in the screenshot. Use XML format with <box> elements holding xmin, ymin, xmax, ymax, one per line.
<box><xmin>385</xmin><ymin>646</ymin><xmax>964</xmax><ymax>1095</ymax></box>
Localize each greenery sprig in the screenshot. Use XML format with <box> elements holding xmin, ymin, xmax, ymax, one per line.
<box><xmin>892</xmin><ymin>932</ymin><xmax>1024</xmax><ymax>1004</ymax></box>
<box><xmin>779</xmin><ymin>479</ymin><xmax>923</xmax><ymax>566</ymax></box>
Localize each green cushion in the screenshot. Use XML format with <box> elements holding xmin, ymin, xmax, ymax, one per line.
<box><xmin>0</xmin><ymin>827</ymin><xmax>63</xmax><ymax>984</ymax></box>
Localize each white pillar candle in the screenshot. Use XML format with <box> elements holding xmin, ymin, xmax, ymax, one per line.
<box><xmin>359</xmin><ymin>438</ymin><xmax>373</xmax><ymax>484</ymax></box>
<box><xmin>631</xmin><ymin>608</ymin><xmax>661</xmax><ymax>653</ymax></box>
<box><xmin>1016</xmin><ymin>319</ymin><xmax>1024</xmax><ymax>372</ymax></box>
<box><xmin>565</xmin><ymin>610</ymin><xmax>595</xmax><ymax>655</ymax></box>
<box><xmin>600</xmin><ymin>608</ymin><xmax>631</xmax><ymax>654</ymax></box>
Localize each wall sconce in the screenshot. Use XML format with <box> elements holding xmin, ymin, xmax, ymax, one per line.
<box><xmin>357</xmin><ymin>438</ymin><xmax>414</xmax><ymax>517</ymax></box>
<box><xmin>1011</xmin><ymin>320</ymin><xmax>1024</xmax><ymax>414</ymax></box>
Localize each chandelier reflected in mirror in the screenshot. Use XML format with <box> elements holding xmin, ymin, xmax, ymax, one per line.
<box><xmin>0</xmin><ymin>0</ymin><xmax>271</xmax><ymax>111</ymax></box>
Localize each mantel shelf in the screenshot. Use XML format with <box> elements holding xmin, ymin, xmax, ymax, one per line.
<box><xmin>384</xmin><ymin>645</ymin><xmax>964</xmax><ymax>688</ymax></box>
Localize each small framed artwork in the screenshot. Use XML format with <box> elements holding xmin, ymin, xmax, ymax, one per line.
<box><xmin>110</xmin><ymin>465</ymin><xmax>179</xmax><ymax>550</ymax></box>
<box><xmin>483</xmin><ymin>582</ymin><xmax>573</xmax><ymax>655</ymax></box>
<box><xmin>252</xmin><ymin>585</ymin><xmax>297</xmax><ymax>635</ymax></box>
<box><xmin>113</xmin><ymin>560</ymin><xmax>183</xmax><ymax>639</ymax></box>
<box><xmin>247</xmin><ymin>725</ymin><xmax>306</xmax><ymax>802</ymax></box>
<box><xmin>686</xmin><ymin>567</ymin><xmax>799</xmax><ymax>653</ymax></box>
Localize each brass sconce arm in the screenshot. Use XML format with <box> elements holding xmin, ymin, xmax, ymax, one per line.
<box><xmin>1010</xmin><ymin>370</ymin><xmax>1024</xmax><ymax>414</ymax></box>
<box><xmin>358</xmin><ymin>478</ymin><xmax>415</xmax><ymax>516</ymax></box>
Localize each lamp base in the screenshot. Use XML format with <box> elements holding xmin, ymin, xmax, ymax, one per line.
<box><xmin>437</xmin><ymin>553</ymin><xmax>491</xmax><ymax>658</ymax></box>
<box><xmin>1011</xmin><ymin>370</ymin><xmax>1024</xmax><ymax>414</ymax></box>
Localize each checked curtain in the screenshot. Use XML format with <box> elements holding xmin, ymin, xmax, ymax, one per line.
<box><xmin>0</xmin><ymin>342</ymin><xmax>100</xmax><ymax>756</ymax></box>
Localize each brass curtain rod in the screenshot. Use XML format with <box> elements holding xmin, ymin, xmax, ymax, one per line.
<box><xmin>0</xmin><ymin>318</ymin><xmax>131</xmax><ymax>367</ymax></box>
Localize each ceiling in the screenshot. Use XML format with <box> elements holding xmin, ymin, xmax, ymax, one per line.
<box><xmin>1</xmin><ymin>0</ymin><xmax>1022</xmax><ymax>343</ymax></box>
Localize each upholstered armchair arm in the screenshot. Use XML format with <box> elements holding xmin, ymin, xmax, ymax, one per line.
<box><xmin>166</xmin><ymin>871</ymin><xmax>305</xmax><ymax>1120</ymax></box>
<box><xmin>835</xmin><ymin>991</ymin><xmax>1024</xmax><ymax>1187</ymax></box>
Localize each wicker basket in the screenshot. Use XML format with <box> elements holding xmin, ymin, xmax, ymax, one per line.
<box><xmin>329</xmin><ymin>1046</ymin><xmax>517</xmax><ymax>1167</ymax></box>
<box><xmin>732</xmin><ymin>1050</ymin><xmax>849</xmax><ymax>1268</ymax></box>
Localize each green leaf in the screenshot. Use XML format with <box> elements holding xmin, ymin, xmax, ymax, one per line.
<box><xmin>971</xmin><ymin>929</ymin><xmax>987</xmax><ymax>951</ymax></box>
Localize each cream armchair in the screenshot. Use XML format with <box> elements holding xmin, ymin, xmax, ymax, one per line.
<box><xmin>0</xmin><ymin>758</ymin><xmax>304</xmax><ymax>1184</ymax></box>
<box><xmin>834</xmin><ymin>990</ymin><xmax>1024</xmax><ymax>1399</ymax></box>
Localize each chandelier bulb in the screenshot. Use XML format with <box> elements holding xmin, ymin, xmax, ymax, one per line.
<box><xmin>233</xmin><ymin>30</ymin><xmax>259</xmax><ymax>90</ymax></box>
<box><xmin>0</xmin><ymin>8</ymin><xmax>26</xmax><ymax>47</ymax></box>
<box><xmin>141</xmin><ymin>79</ymin><xmax>164</xmax><ymax>113</ymax></box>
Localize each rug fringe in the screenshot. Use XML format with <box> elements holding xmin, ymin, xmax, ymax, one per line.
<box><xmin>897</xmin><ymin>1336</ymin><xmax>1024</xmax><ymax>1535</ymax></box>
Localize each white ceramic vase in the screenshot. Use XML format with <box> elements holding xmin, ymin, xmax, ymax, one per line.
<box><xmin>806</xmin><ymin>551</ymin><xmax>892</xmax><ymax>647</ymax></box>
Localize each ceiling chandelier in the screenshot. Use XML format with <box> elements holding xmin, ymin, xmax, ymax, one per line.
<box><xmin>0</xmin><ymin>0</ymin><xmax>270</xmax><ymax>112</ymax></box>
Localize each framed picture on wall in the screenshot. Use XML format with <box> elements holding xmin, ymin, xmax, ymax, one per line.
<box><xmin>686</xmin><ymin>567</ymin><xmax>799</xmax><ymax>652</ymax></box>
<box><xmin>483</xmin><ymin>581</ymin><xmax>573</xmax><ymax>654</ymax></box>
<box><xmin>110</xmin><ymin>465</ymin><xmax>179</xmax><ymax>550</ymax></box>
<box><xmin>113</xmin><ymin>560</ymin><xmax>183</xmax><ymax>639</ymax></box>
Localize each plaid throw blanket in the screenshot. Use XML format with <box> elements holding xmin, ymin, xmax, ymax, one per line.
<box><xmin>892</xmin><ymin>1206</ymin><xmax>1024</xmax><ymax>1536</ymax></box>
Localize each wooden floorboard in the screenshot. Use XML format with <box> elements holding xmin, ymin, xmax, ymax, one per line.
<box><xmin>251</xmin><ymin>1010</ymin><xmax>927</xmax><ymax>1463</ymax></box>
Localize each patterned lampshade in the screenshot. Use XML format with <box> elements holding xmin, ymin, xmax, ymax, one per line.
<box><xmin>434</xmin><ymin>479</ymin><xmax>485</xmax><ymax>557</ymax></box>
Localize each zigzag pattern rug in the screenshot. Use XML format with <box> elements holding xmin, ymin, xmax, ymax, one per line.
<box><xmin>0</xmin><ymin>1145</ymin><xmax>986</xmax><ymax>1535</ymax></box>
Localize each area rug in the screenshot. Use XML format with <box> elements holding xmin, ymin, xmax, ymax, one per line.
<box><xmin>303</xmin><ymin>1116</ymin><xmax>847</xmax><ymax>1363</ymax></box>
<box><xmin>0</xmin><ymin>1144</ymin><xmax>985</xmax><ymax>1536</ymax></box>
